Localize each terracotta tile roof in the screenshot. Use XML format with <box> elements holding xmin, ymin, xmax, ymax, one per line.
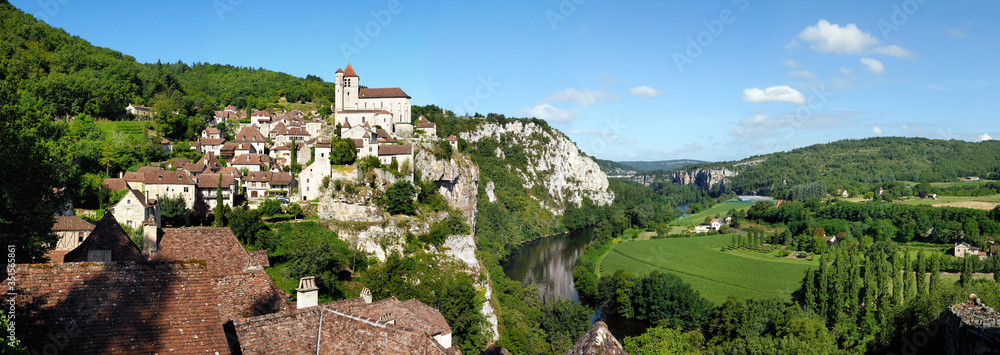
<box><xmin>250</xmin><ymin>250</ymin><xmax>270</xmax><ymax>267</ymax></box>
<box><xmin>4</xmin><ymin>261</ymin><xmax>230</xmax><ymax>354</ymax></box>
<box><xmin>336</xmin><ymin>68</ymin><xmax>344</xmax><ymax>74</ymax></box>
<box><xmin>448</xmin><ymin>135</ymin><xmax>457</xmax><ymax>141</ymax></box>
<box><xmin>196</xmin><ymin>152</ymin><xmax>224</xmax><ymax>172</ymax></box>
<box><xmin>200</xmin><ymin>138</ymin><xmax>226</xmax><ymax>146</ymax></box>
<box><xmin>243</xmin><ymin>171</ymin><xmax>274</xmax><ymax>183</ymax></box>
<box><xmin>342</xmin><ymin>121</ymin><xmax>352</xmax><ymax>129</ymax></box>
<box><xmin>171</xmin><ymin>158</ymin><xmax>190</xmax><ymax>168</ymax></box>
<box><xmin>235</xmin><ymin>126</ymin><xmax>267</xmax><ymax>142</ymax></box>
<box><xmin>43</xmin><ymin>249</ymin><xmax>71</xmax><ymax>263</ymax></box>
<box><xmin>63</xmin><ymin>213</ymin><xmax>145</xmax><ymax>262</ymax></box>
<box><xmin>128</xmin><ymin>103</ymin><xmax>151</xmax><ymax>110</ymax></box>
<box><xmin>252</xmin><ymin>110</ymin><xmax>270</xmax><ymax>117</ymax></box>
<box><xmin>103</xmin><ymin>178</ymin><xmax>128</xmax><ymax>191</ymax></box>
<box><xmin>52</xmin><ymin>216</ymin><xmax>95</xmax><ymax>231</ymax></box>
<box><xmin>137</xmin><ymin>166</ymin><xmax>164</xmax><ymax>175</ymax></box>
<box><xmin>234</xmin><ymin>302</ymin><xmax>453</xmax><ymax>354</ymax></box>
<box><xmin>286</xmin><ymin>126</ymin><xmax>309</xmax><ymax>136</ymax></box>
<box><xmin>196</xmin><ymin>173</ymin><xmax>237</xmax><ymax>189</ymax></box>
<box><xmin>379</xmin><ymin>144</ymin><xmax>412</xmax><ymax>156</ymax></box>
<box><xmin>354</xmin><ymin>139</ymin><xmax>365</xmax><ymax>148</ymax></box>
<box><xmin>144</xmin><ymin>170</ymin><xmax>197</xmax><ymax>185</ymax></box>
<box><xmin>205</xmin><ymin>127</ymin><xmax>220</xmax><ymax>134</ymax></box>
<box><xmin>123</xmin><ymin>189</ymin><xmax>152</xmax><ymax>208</ymax></box>
<box><xmin>343</xmin><ymin>63</ymin><xmax>358</xmax><ymax>77</ymax></box>
<box><xmin>213</xmin><ymin>269</ymin><xmax>289</xmax><ymax>322</ymax></box>
<box><xmin>160</xmin><ymin>138</ymin><xmax>171</xmax><ymax>144</ymax></box>
<box><xmin>270</xmin><ymin>122</ymin><xmax>287</xmax><ymax>135</ymax></box>
<box><xmin>315</xmin><ymin>140</ymin><xmax>332</xmax><ymax>148</ymax></box>
<box><xmin>270</xmin><ymin>172</ymin><xmax>293</xmax><ymax>186</ymax></box>
<box><xmin>360</xmin><ymin>87</ymin><xmax>411</xmax><ymax>99</ymax></box>
<box><xmin>185</xmin><ymin>163</ymin><xmax>207</xmax><ymax>173</ymax></box>
<box><xmin>219</xmin><ymin>167</ymin><xmax>244</xmax><ymax>177</ymax></box>
<box><xmin>221</xmin><ymin>142</ymin><xmax>238</xmax><ymax>151</ymax></box>
<box><xmin>153</xmin><ymin>227</ymin><xmax>266</xmax><ymax>277</ymax></box>
<box><xmin>416</xmin><ymin>122</ymin><xmax>436</xmax><ymax>129</ymax></box>
<box><xmin>231</xmin><ymin>154</ymin><xmax>273</xmax><ymax>169</ymax></box>
<box><xmin>328</xmin><ymin>297</ymin><xmax>452</xmax><ymax>337</ymax></box>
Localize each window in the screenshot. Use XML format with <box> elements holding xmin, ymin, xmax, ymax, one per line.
<box><xmin>78</xmin><ymin>232</ymin><xmax>84</xmax><ymax>243</ymax></box>
<box><xmin>183</xmin><ymin>187</ymin><xmax>189</xmax><ymax>193</ymax></box>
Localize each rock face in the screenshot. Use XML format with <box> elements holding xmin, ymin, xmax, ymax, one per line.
<box><xmin>672</xmin><ymin>167</ymin><xmax>738</xmax><ymax>189</ymax></box>
<box><xmin>461</xmin><ymin>121</ymin><xmax>615</xmax><ymax>212</ymax></box>
<box><xmin>565</xmin><ymin>321</ymin><xmax>627</xmax><ymax>355</ymax></box>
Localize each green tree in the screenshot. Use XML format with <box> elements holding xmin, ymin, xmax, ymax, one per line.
<box><xmin>630</xmin><ymin>271</ymin><xmax>712</xmax><ymax>330</ymax></box>
<box><xmin>228</xmin><ymin>207</ymin><xmax>268</xmax><ymax>246</ymax></box>
<box><xmin>285</xmin><ymin>203</ymin><xmax>304</xmax><ymax>219</ymax></box>
<box><xmin>330</xmin><ymin>137</ymin><xmax>357</xmax><ymax>165</ymax></box>
<box><xmin>539</xmin><ymin>298</ymin><xmax>593</xmax><ymax>352</ymax></box>
<box><xmin>624</xmin><ymin>326</ymin><xmax>703</xmax><ymax>355</ymax></box>
<box><xmin>160</xmin><ymin>195</ymin><xmax>189</xmax><ymax>227</ymax></box>
<box><xmin>381</xmin><ymin>180</ymin><xmax>417</xmax><ymax>215</ymax></box>
<box><xmin>259</xmin><ymin>199</ymin><xmax>282</xmax><ymax>217</ymax></box>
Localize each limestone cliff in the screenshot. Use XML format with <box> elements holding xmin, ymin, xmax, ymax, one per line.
<box><xmin>460</xmin><ymin>120</ymin><xmax>615</xmax><ymax>212</ymax></box>
<box><xmin>672</xmin><ymin>167</ymin><xmax>738</xmax><ymax>189</ymax></box>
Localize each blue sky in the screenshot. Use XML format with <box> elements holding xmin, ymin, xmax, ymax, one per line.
<box><xmin>12</xmin><ymin>0</ymin><xmax>1000</xmax><ymax>162</ymax></box>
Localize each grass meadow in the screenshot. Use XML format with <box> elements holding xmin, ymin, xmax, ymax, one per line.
<box><xmin>598</xmin><ymin>234</ymin><xmax>816</xmax><ymax>304</ymax></box>
<box><xmin>672</xmin><ymin>201</ymin><xmax>755</xmax><ymax>226</ymax></box>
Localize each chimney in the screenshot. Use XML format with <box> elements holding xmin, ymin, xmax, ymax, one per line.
<box><xmin>142</xmin><ymin>216</ymin><xmax>158</xmax><ymax>254</ymax></box>
<box><xmin>360</xmin><ymin>287</ymin><xmax>372</xmax><ymax>304</ymax></box>
<box><xmin>379</xmin><ymin>313</ymin><xmax>395</xmax><ymax>325</ymax></box>
<box><xmin>296</xmin><ymin>276</ymin><xmax>319</xmax><ymax>309</ymax></box>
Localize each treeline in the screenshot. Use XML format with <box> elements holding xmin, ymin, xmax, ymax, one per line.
<box><xmin>745</xmin><ymin>199</ymin><xmax>1000</xmax><ymax>246</ymax></box>
<box><xmin>0</xmin><ymin>3</ymin><xmax>335</xmax><ymax>120</ymax></box>
<box><xmin>676</xmin><ymin>137</ymin><xmax>1000</xmax><ymax>197</ymax></box>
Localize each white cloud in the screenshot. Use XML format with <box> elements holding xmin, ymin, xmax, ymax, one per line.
<box><xmin>782</xmin><ymin>59</ymin><xmax>799</xmax><ymax>68</ymax></box>
<box><xmin>516</xmin><ymin>103</ymin><xmax>577</xmax><ymax>123</ymax></box>
<box><xmin>840</xmin><ymin>67</ymin><xmax>853</xmax><ymax>75</ymax></box>
<box><xmin>927</xmin><ymin>84</ymin><xmax>951</xmax><ymax>91</ymax></box>
<box><xmin>979</xmin><ymin>133</ymin><xmax>994</xmax><ymax>142</ymax></box>
<box><xmin>541</xmin><ymin>88</ymin><xmax>616</xmax><ymax>107</ymax></box>
<box><xmin>567</xmin><ymin>128</ymin><xmax>636</xmax><ymax>145</ymax></box>
<box><xmin>741</xmin><ymin>85</ymin><xmax>806</xmax><ymax>104</ymax></box>
<box><xmin>789</xmin><ymin>70</ymin><xmax>816</xmax><ymax>78</ymax></box>
<box><xmin>785</xmin><ymin>40</ymin><xmax>799</xmax><ymax>50</ymax></box>
<box><xmin>946</xmin><ymin>29</ymin><xmax>965</xmax><ymax>38</ymax></box>
<box><xmin>628</xmin><ymin>85</ymin><xmax>666</xmax><ymax>97</ymax></box>
<box><xmin>795</xmin><ymin>20</ymin><xmax>915</xmax><ymax>59</ymax></box>
<box><xmin>870</xmin><ymin>45</ymin><xmax>915</xmax><ymax>59</ymax></box>
<box><xmin>872</xmin><ymin>126</ymin><xmax>883</xmax><ymax>135</ymax></box>
<box><xmin>860</xmin><ymin>58</ymin><xmax>884</xmax><ymax>74</ymax></box>
<box><xmin>797</xmin><ymin>19</ymin><xmax>878</xmax><ymax>55</ymax></box>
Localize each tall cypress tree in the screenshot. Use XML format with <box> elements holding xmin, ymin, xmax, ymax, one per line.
<box><xmin>915</xmin><ymin>252</ymin><xmax>926</xmax><ymax>298</ymax></box>
<box><xmin>892</xmin><ymin>252</ymin><xmax>903</xmax><ymax>306</ymax></box>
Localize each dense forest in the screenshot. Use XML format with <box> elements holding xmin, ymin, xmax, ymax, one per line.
<box><xmin>629</xmin><ymin>137</ymin><xmax>1000</xmax><ymax>199</ymax></box>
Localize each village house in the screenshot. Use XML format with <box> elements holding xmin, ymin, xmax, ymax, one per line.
<box><xmin>231</xmin><ymin>153</ymin><xmax>278</xmax><ymax>172</ymax></box>
<box><xmin>298</xmin><ymin>140</ymin><xmax>333</xmax><ymax>202</ymax></box>
<box><xmin>709</xmin><ymin>218</ymin><xmax>722</xmax><ymax>231</ymax></box>
<box><xmin>415</xmin><ymin>116</ymin><xmax>437</xmax><ymax>138</ymax></box>
<box><xmin>197</xmin><ymin>137</ymin><xmax>226</xmax><ymax>156</ymax></box>
<box><xmin>378</xmin><ymin>144</ymin><xmax>413</xmax><ymax>167</ymax></box>
<box><xmin>233</xmin><ymin>125</ymin><xmax>268</xmax><ymax>155</ymax></box>
<box><xmin>142</xmin><ymin>169</ymin><xmax>198</xmax><ymax>208</ymax></box>
<box><xmin>243</xmin><ymin>170</ymin><xmax>295</xmax><ymax>200</ymax></box>
<box><xmin>448</xmin><ymin>134</ymin><xmax>458</xmax><ymax>150</ymax></box>
<box><xmin>195</xmin><ymin>173</ymin><xmax>239</xmax><ymax>208</ymax></box>
<box><xmin>160</xmin><ymin>138</ymin><xmax>173</xmax><ymax>153</ymax></box>
<box><xmin>202</xmin><ymin>127</ymin><xmax>222</xmax><ymax>139</ymax></box>
<box><xmin>109</xmin><ymin>188</ymin><xmax>161</xmax><ymax>229</ymax></box>
<box><xmin>334</xmin><ymin>64</ymin><xmax>413</xmax><ymax>137</ymax></box>
<box><xmin>51</xmin><ymin>216</ymin><xmax>95</xmax><ymax>251</ymax></box>
<box><xmin>955</xmin><ymin>242</ymin><xmax>988</xmax><ymax>260</ymax></box>
<box><xmin>125</xmin><ymin>103</ymin><xmax>152</xmax><ymax>118</ymax></box>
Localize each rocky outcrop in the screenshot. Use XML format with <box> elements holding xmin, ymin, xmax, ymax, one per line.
<box><xmin>461</xmin><ymin>121</ymin><xmax>614</xmax><ymax>212</ymax></box>
<box><xmin>672</xmin><ymin>167</ymin><xmax>738</xmax><ymax>189</ymax></box>
<box><xmin>566</xmin><ymin>321</ymin><xmax>627</xmax><ymax>355</ymax></box>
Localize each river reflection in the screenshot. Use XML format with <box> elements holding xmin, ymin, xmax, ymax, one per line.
<box><xmin>501</xmin><ymin>228</ymin><xmax>594</xmax><ymax>302</ymax></box>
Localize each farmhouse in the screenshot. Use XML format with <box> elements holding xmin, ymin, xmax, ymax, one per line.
<box><xmin>125</xmin><ymin>103</ymin><xmax>151</xmax><ymax>117</ymax></box>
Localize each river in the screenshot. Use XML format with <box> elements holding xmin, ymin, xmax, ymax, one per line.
<box><xmin>501</xmin><ymin>228</ymin><xmax>648</xmax><ymax>339</ymax></box>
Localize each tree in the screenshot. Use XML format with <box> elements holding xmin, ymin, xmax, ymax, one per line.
<box><xmin>259</xmin><ymin>199</ymin><xmax>282</xmax><ymax>217</ymax></box>
<box><xmin>330</xmin><ymin>137</ymin><xmax>357</xmax><ymax>165</ymax></box>
<box><xmin>285</xmin><ymin>203</ymin><xmax>304</xmax><ymax>219</ymax></box>
<box><xmin>539</xmin><ymin>298</ymin><xmax>593</xmax><ymax>350</ymax></box>
<box><xmin>228</xmin><ymin>207</ymin><xmax>268</xmax><ymax>246</ymax></box>
<box><xmin>624</xmin><ymin>326</ymin><xmax>703</xmax><ymax>355</ymax></box>
<box><xmin>160</xmin><ymin>195</ymin><xmax>188</xmax><ymax>227</ymax></box>
<box><xmin>630</xmin><ymin>271</ymin><xmax>712</xmax><ymax>330</ymax></box>
<box><xmin>381</xmin><ymin>180</ymin><xmax>417</xmax><ymax>215</ymax></box>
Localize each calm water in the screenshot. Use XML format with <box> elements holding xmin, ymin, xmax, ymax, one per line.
<box><xmin>502</xmin><ymin>228</ymin><xmax>594</xmax><ymax>301</ymax></box>
<box><xmin>502</xmin><ymin>228</ymin><xmax>647</xmax><ymax>339</ymax></box>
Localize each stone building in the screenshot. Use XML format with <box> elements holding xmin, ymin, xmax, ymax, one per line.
<box><xmin>334</xmin><ymin>64</ymin><xmax>412</xmax><ymax>135</ymax></box>
<box><xmin>109</xmin><ymin>189</ymin><xmax>160</xmax><ymax>230</ymax></box>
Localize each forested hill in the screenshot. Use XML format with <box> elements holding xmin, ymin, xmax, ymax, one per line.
<box><xmin>679</xmin><ymin>137</ymin><xmax>1000</xmax><ymax>197</ymax></box>
<box><xmin>618</xmin><ymin>159</ymin><xmax>710</xmax><ymax>172</ymax></box>
<box><xmin>0</xmin><ymin>1</ymin><xmax>335</xmax><ymax>120</ymax></box>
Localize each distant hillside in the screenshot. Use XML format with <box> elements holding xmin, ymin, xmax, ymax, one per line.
<box><xmin>619</xmin><ymin>159</ymin><xmax>710</xmax><ymax>172</ymax></box>
<box><xmin>675</xmin><ymin>137</ymin><xmax>1000</xmax><ymax>197</ymax></box>
<box><xmin>596</xmin><ymin>159</ymin><xmax>639</xmax><ymax>176</ymax></box>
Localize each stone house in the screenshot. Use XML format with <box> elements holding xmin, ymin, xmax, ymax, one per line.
<box><xmin>197</xmin><ymin>138</ymin><xmax>226</xmax><ymax>156</ymax></box>
<box><xmin>298</xmin><ymin>141</ymin><xmax>333</xmax><ymax>202</ymax></box>
<box><xmin>110</xmin><ymin>189</ymin><xmax>161</xmax><ymax>229</ymax></box>
<box><xmin>709</xmin><ymin>218</ymin><xmax>722</xmax><ymax>231</ymax></box>
<box><xmin>143</xmin><ymin>170</ymin><xmax>198</xmax><ymax>209</ymax></box>
<box><xmin>202</xmin><ymin>127</ymin><xmax>222</xmax><ymax>139</ymax></box>
<box><xmin>415</xmin><ymin>117</ymin><xmax>437</xmax><ymax>138</ymax></box>
<box><xmin>51</xmin><ymin>216</ymin><xmax>95</xmax><ymax>250</ymax></box>
<box><xmin>243</xmin><ymin>171</ymin><xmax>295</xmax><ymax>200</ymax></box>
<box><xmin>378</xmin><ymin>144</ymin><xmax>413</xmax><ymax>167</ymax></box>
<box><xmin>195</xmin><ymin>173</ymin><xmax>238</xmax><ymax>208</ymax></box>
<box><xmin>231</xmin><ymin>153</ymin><xmax>277</xmax><ymax>172</ymax></box>
<box><xmin>125</xmin><ymin>103</ymin><xmax>151</xmax><ymax>117</ymax></box>
<box><xmin>64</xmin><ymin>213</ymin><xmax>147</xmax><ymax>263</ymax></box>
<box><xmin>233</xmin><ymin>125</ymin><xmax>268</xmax><ymax>155</ymax></box>
<box><xmin>334</xmin><ymin>64</ymin><xmax>412</xmax><ymax>136</ymax></box>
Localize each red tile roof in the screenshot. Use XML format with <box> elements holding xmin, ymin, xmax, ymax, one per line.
<box><xmin>360</xmin><ymin>87</ymin><xmax>411</xmax><ymax>99</ymax></box>
<box><xmin>4</xmin><ymin>261</ymin><xmax>231</xmax><ymax>354</ymax></box>
<box><xmin>137</xmin><ymin>166</ymin><xmax>164</xmax><ymax>175</ymax></box>
<box><xmin>343</xmin><ymin>63</ymin><xmax>358</xmax><ymax>77</ymax></box>
<box><xmin>153</xmin><ymin>227</ymin><xmax>266</xmax><ymax>277</ymax></box>
<box><xmin>200</xmin><ymin>138</ymin><xmax>226</xmax><ymax>146</ymax></box>
<box><xmin>144</xmin><ymin>170</ymin><xmax>197</xmax><ymax>185</ymax></box>
<box><xmin>205</xmin><ymin>127</ymin><xmax>220</xmax><ymax>134</ymax></box>
<box><xmin>416</xmin><ymin>122</ymin><xmax>436</xmax><ymax>129</ymax></box>
<box><xmin>196</xmin><ymin>173</ymin><xmax>237</xmax><ymax>189</ymax></box>
<box><xmin>252</xmin><ymin>110</ymin><xmax>270</xmax><ymax>117</ymax></box>
<box><xmin>379</xmin><ymin>144</ymin><xmax>412</xmax><ymax>156</ymax></box>
<box><xmin>328</xmin><ymin>297</ymin><xmax>451</xmax><ymax>337</ymax></box>
<box><xmin>235</xmin><ymin>125</ymin><xmax>267</xmax><ymax>142</ymax></box>
<box><xmin>103</xmin><ymin>177</ymin><xmax>128</xmax><ymax>191</ymax></box>
<box><xmin>231</xmin><ymin>154</ymin><xmax>273</xmax><ymax>169</ymax></box>
<box><xmin>270</xmin><ymin>172</ymin><xmax>294</xmax><ymax>186</ymax></box>
<box><xmin>336</xmin><ymin>68</ymin><xmax>344</xmax><ymax>74</ymax></box>
<box><xmin>63</xmin><ymin>213</ymin><xmax>145</xmax><ymax>262</ymax></box>
<box><xmin>52</xmin><ymin>216</ymin><xmax>95</xmax><ymax>231</ymax></box>
<box><xmin>171</xmin><ymin>158</ymin><xmax>190</xmax><ymax>168</ymax></box>
<box><xmin>234</xmin><ymin>301</ymin><xmax>454</xmax><ymax>354</ymax></box>
<box><xmin>196</xmin><ymin>152</ymin><xmax>225</xmax><ymax>172</ymax></box>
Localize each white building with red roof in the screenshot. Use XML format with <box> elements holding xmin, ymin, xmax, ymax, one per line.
<box><xmin>334</xmin><ymin>64</ymin><xmax>413</xmax><ymax>137</ymax></box>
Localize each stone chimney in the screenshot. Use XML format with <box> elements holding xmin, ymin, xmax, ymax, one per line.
<box><xmin>142</xmin><ymin>216</ymin><xmax>158</xmax><ymax>254</ymax></box>
<box><xmin>296</xmin><ymin>276</ymin><xmax>319</xmax><ymax>309</ymax></box>
<box><xmin>360</xmin><ymin>287</ymin><xmax>372</xmax><ymax>304</ymax></box>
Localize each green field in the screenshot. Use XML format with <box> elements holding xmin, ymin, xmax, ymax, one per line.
<box><xmin>673</xmin><ymin>201</ymin><xmax>755</xmax><ymax>226</ymax></box>
<box><xmin>599</xmin><ymin>234</ymin><xmax>816</xmax><ymax>304</ymax></box>
<box><xmin>96</xmin><ymin>120</ymin><xmax>151</xmax><ymax>137</ymax></box>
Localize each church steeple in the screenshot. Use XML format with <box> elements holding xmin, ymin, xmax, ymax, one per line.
<box><xmin>343</xmin><ymin>63</ymin><xmax>358</xmax><ymax>77</ymax></box>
